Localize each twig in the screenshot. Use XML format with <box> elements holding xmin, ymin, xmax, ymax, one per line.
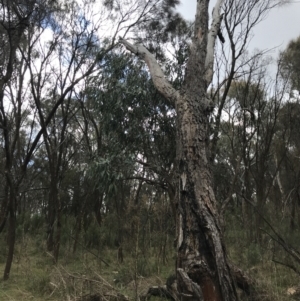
<box><xmin>271</xmin><ymin>258</ymin><xmax>300</xmax><ymax>276</ymax></box>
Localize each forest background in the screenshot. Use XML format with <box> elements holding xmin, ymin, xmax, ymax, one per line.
<box><xmin>1</xmin><ymin>0</ymin><xmax>300</xmax><ymax>300</ymax></box>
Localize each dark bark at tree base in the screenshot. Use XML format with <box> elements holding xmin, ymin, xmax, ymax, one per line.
<box><xmin>141</xmin><ymin>266</ymin><xmax>274</xmax><ymax>301</ymax></box>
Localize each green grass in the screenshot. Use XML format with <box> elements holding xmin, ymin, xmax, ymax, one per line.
<box><xmin>0</xmin><ymin>218</ymin><xmax>299</xmax><ymax>301</ymax></box>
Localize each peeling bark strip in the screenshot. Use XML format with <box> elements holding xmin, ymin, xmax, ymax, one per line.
<box><xmin>120</xmin><ymin>1</ymin><xmax>238</xmax><ymax>300</ymax></box>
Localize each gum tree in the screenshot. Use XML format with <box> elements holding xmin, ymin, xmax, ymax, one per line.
<box><xmin>120</xmin><ymin>0</ymin><xmax>238</xmax><ymax>300</ymax></box>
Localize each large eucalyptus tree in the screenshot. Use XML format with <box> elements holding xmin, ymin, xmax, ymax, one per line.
<box><xmin>120</xmin><ymin>1</ymin><xmax>238</xmax><ymax>300</ymax></box>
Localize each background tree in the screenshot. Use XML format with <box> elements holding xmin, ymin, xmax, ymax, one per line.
<box><xmin>0</xmin><ymin>0</ymin><xmax>44</xmax><ymax>280</ymax></box>
<box><xmin>0</xmin><ymin>0</ymin><xmax>154</xmax><ymax>279</ymax></box>
<box><xmin>280</xmin><ymin>36</ymin><xmax>300</xmax><ymax>92</ymax></box>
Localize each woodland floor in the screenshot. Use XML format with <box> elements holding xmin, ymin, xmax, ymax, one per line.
<box><xmin>0</xmin><ymin>221</ymin><xmax>299</xmax><ymax>301</ymax></box>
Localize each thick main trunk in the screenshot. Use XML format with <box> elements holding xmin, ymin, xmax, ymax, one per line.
<box><xmin>175</xmin><ymin>93</ymin><xmax>238</xmax><ymax>301</ymax></box>
<box><xmin>119</xmin><ymin>1</ymin><xmax>237</xmax><ymax>299</ymax></box>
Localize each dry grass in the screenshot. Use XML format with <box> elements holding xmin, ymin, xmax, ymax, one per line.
<box><xmin>0</xmin><ymin>227</ymin><xmax>299</xmax><ymax>301</ymax></box>
<box><xmin>0</xmin><ymin>234</ymin><xmax>173</xmax><ymax>301</ymax></box>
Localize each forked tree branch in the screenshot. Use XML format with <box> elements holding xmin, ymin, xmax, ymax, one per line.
<box><xmin>119</xmin><ymin>37</ymin><xmax>179</xmax><ymax>104</ymax></box>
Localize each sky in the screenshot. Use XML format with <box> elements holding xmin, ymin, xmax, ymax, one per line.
<box><xmin>178</xmin><ymin>0</ymin><xmax>300</xmax><ymax>54</ymax></box>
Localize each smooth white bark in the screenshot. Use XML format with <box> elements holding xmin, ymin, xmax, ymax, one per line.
<box><xmin>205</xmin><ymin>0</ymin><xmax>224</xmax><ymax>84</ymax></box>
<box><xmin>119</xmin><ymin>37</ymin><xmax>179</xmax><ymax>104</ymax></box>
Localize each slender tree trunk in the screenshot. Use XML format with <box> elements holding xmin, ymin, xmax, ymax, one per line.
<box><xmin>73</xmin><ymin>213</ymin><xmax>82</xmax><ymax>254</ymax></box>
<box><xmin>0</xmin><ymin>185</ymin><xmax>9</xmax><ymax>233</ymax></box>
<box><xmin>255</xmin><ymin>178</ymin><xmax>265</xmax><ymax>243</ymax></box>
<box><xmin>243</xmin><ymin>166</ymin><xmax>254</xmax><ymax>242</ymax></box>
<box><xmin>47</xmin><ymin>172</ymin><xmax>59</xmax><ymax>256</ymax></box>
<box><xmin>53</xmin><ymin>193</ymin><xmax>61</xmax><ymax>263</ymax></box>
<box><xmin>291</xmin><ymin>188</ymin><xmax>300</xmax><ymax>231</ymax></box>
<box><xmin>46</xmin><ymin>171</ymin><xmax>62</xmax><ymax>263</ymax></box>
<box><xmin>47</xmin><ymin>182</ymin><xmax>56</xmax><ymax>252</ymax></box>
<box><xmin>290</xmin><ymin>195</ymin><xmax>296</xmax><ymax>231</ymax></box>
<box><xmin>94</xmin><ymin>190</ymin><xmax>103</xmax><ymax>227</ymax></box>
<box><xmin>3</xmin><ymin>193</ymin><xmax>16</xmax><ymax>280</ymax></box>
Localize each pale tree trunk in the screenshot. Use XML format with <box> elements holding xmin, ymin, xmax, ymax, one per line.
<box><xmin>120</xmin><ymin>0</ymin><xmax>238</xmax><ymax>300</ymax></box>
